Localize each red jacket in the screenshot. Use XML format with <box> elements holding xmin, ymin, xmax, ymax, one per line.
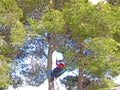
<box><xmin>56</xmin><ymin>61</ymin><xmax>65</xmax><ymax>69</ymax></box>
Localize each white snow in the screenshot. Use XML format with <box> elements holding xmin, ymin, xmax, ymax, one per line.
<box><xmin>7</xmin><ymin>70</ymin><xmax>120</xmax><ymax>90</ymax></box>
<box><xmin>89</xmin><ymin>0</ymin><xmax>106</xmax><ymax>4</ymax></box>
<box><xmin>7</xmin><ymin>69</ymin><xmax>79</xmax><ymax>90</ymax></box>
<box><xmin>7</xmin><ymin>80</ymin><xmax>48</xmax><ymax>90</ymax></box>
<box><xmin>113</xmin><ymin>75</ymin><xmax>120</xmax><ymax>85</ymax></box>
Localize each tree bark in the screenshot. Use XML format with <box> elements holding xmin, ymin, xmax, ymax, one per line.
<box><xmin>78</xmin><ymin>66</ymin><xmax>84</xmax><ymax>90</ymax></box>
<box><xmin>48</xmin><ymin>33</ymin><xmax>54</xmax><ymax>90</ymax></box>
<box><xmin>48</xmin><ymin>48</ymin><xmax>54</xmax><ymax>90</ymax></box>
<box><xmin>78</xmin><ymin>41</ymin><xmax>85</xmax><ymax>90</ymax></box>
<box><xmin>48</xmin><ymin>1</ymin><xmax>66</xmax><ymax>89</ymax></box>
<box><xmin>2</xmin><ymin>28</ymin><xmax>11</xmax><ymax>45</ymax></box>
<box><xmin>52</xmin><ymin>0</ymin><xmax>65</xmax><ymax>10</ymax></box>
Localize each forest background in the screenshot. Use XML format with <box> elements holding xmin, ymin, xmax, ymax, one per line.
<box><xmin>0</xmin><ymin>0</ymin><xmax>120</xmax><ymax>90</ymax></box>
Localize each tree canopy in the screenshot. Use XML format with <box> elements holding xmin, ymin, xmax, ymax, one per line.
<box><xmin>0</xmin><ymin>0</ymin><xmax>26</xmax><ymax>89</ymax></box>
<box><xmin>0</xmin><ymin>0</ymin><xmax>120</xmax><ymax>90</ymax></box>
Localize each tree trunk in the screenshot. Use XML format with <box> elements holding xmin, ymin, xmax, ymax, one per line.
<box><xmin>60</xmin><ymin>0</ymin><xmax>65</xmax><ymax>10</ymax></box>
<box><xmin>52</xmin><ymin>0</ymin><xmax>65</xmax><ymax>10</ymax></box>
<box><xmin>48</xmin><ymin>1</ymin><xmax>66</xmax><ymax>89</ymax></box>
<box><xmin>78</xmin><ymin>66</ymin><xmax>84</xmax><ymax>90</ymax></box>
<box><xmin>48</xmin><ymin>33</ymin><xmax>54</xmax><ymax>90</ymax></box>
<box><xmin>2</xmin><ymin>28</ymin><xmax>11</xmax><ymax>45</ymax></box>
<box><xmin>48</xmin><ymin>48</ymin><xmax>54</xmax><ymax>90</ymax></box>
<box><xmin>78</xmin><ymin>41</ymin><xmax>86</xmax><ymax>90</ymax></box>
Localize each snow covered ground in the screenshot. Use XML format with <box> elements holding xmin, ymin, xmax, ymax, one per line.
<box><xmin>6</xmin><ymin>70</ymin><xmax>120</xmax><ymax>90</ymax></box>
<box><xmin>7</xmin><ymin>70</ymin><xmax>79</xmax><ymax>90</ymax></box>
<box><xmin>113</xmin><ymin>75</ymin><xmax>120</xmax><ymax>85</ymax></box>
<box><xmin>7</xmin><ymin>80</ymin><xmax>48</xmax><ymax>90</ymax></box>
<box><xmin>89</xmin><ymin>0</ymin><xmax>106</xmax><ymax>4</ymax></box>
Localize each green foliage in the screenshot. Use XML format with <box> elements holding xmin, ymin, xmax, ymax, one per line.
<box><xmin>0</xmin><ymin>37</ymin><xmax>12</xmax><ymax>88</ymax></box>
<box><xmin>86</xmin><ymin>37</ymin><xmax>119</xmax><ymax>76</ymax></box>
<box><xmin>63</xmin><ymin>1</ymin><xmax>117</xmax><ymax>41</ymax></box>
<box><xmin>29</xmin><ymin>9</ymin><xmax>65</xmax><ymax>35</ymax></box>
<box><xmin>63</xmin><ymin>1</ymin><xmax>96</xmax><ymax>40</ymax></box>
<box><xmin>108</xmin><ymin>0</ymin><xmax>120</xmax><ymax>6</ymax></box>
<box><xmin>15</xmin><ymin>0</ymin><xmax>46</xmax><ymax>22</ymax></box>
<box><xmin>16</xmin><ymin>0</ymin><xmax>39</xmax><ymax>14</ymax></box>
<box><xmin>87</xmin><ymin>78</ymin><xmax>114</xmax><ymax>90</ymax></box>
<box><xmin>109</xmin><ymin>6</ymin><xmax>120</xmax><ymax>42</ymax></box>
<box><xmin>0</xmin><ymin>0</ymin><xmax>23</xmax><ymax>28</ymax></box>
<box><xmin>90</xmin><ymin>37</ymin><xmax>118</xmax><ymax>56</ymax></box>
<box><xmin>10</xmin><ymin>21</ymin><xmax>26</xmax><ymax>46</ymax></box>
<box><xmin>1</xmin><ymin>0</ymin><xmax>118</xmax><ymax>89</ymax></box>
<box><xmin>0</xmin><ymin>0</ymin><xmax>27</xmax><ymax>88</ymax></box>
<box><xmin>28</xmin><ymin>18</ymin><xmax>45</xmax><ymax>36</ymax></box>
<box><xmin>113</xmin><ymin>31</ymin><xmax>120</xmax><ymax>43</ymax></box>
<box><xmin>0</xmin><ymin>0</ymin><xmax>23</xmax><ymax>20</ymax></box>
<box><xmin>63</xmin><ymin>0</ymin><xmax>120</xmax><ymax>75</ymax></box>
<box><xmin>108</xmin><ymin>52</ymin><xmax>120</xmax><ymax>76</ymax></box>
<box><xmin>0</xmin><ymin>54</ymin><xmax>11</xmax><ymax>89</ymax></box>
<box><xmin>62</xmin><ymin>1</ymin><xmax>120</xmax><ymax>89</ymax></box>
<box><xmin>41</xmin><ymin>9</ymin><xmax>65</xmax><ymax>34</ymax></box>
<box><xmin>96</xmin><ymin>78</ymin><xmax>114</xmax><ymax>90</ymax></box>
<box><xmin>64</xmin><ymin>1</ymin><xmax>120</xmax><ymax>41</ymax></box>
<box><xmin>0</xmin><ymin>0</ymin><xmax>26</xmax><ymax>46</ymax></box>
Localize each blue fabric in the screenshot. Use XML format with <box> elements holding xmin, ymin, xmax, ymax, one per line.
<box><xmin>48</xmin><ymin>70</ymin><xmax>53</xmax><ymax>76</ymax></box>
<box><xmin>57</xmin><ymin>69</ymin><xmax>65</xmax><ymax>77</ymax></box>
<box><xmin>49</xmin><ymin>68</ymin><xmax>66</xmax><ymax>81</ymax></box>
<box><xmin>49</xmin><ymin>68</ymin><xmax>65</xmax><ymax>77</ymax></box>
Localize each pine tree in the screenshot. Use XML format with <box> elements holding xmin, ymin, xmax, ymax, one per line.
<box><xmin>0</xmin><ymin>0</ymin><xmax>26</xmax><ymax>88</ymax></box>
<box><xmin>28</xmin><ymin>0</ymin><xmax>67</xmax><ymax>90</ymax></box>
<box><xmin>62</xmin><ymin>0</ymin><xmax>120</xmax><ymax>90</ymax></box>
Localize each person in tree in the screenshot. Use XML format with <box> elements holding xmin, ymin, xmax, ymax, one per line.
<box><xmin>50</xmin><ymin>59</ymin><xmax>65</xmax><ymax>81</ymax></box>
